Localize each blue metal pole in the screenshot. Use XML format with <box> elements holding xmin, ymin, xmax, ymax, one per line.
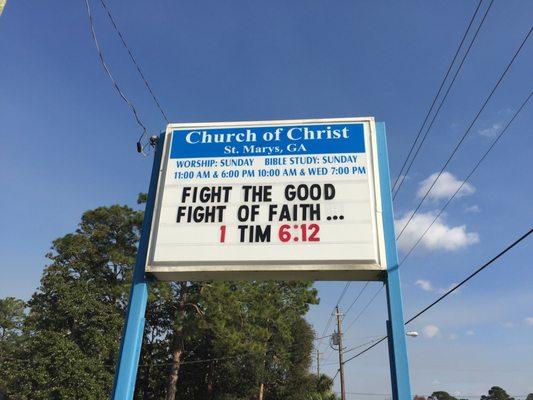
<box><xmin>111</xmin><ymin>134</ymin><xmax>165</xmax><ymax>400</ymax></box>
<box><xmin>376</xmin><ymin>122</ymin><xmax>412</xmax><ymax>400</ymax></box>
<box><xmin>386</xmin><ymin>320</ymin><xmax>399</xmax><ymax>400</ymax></box>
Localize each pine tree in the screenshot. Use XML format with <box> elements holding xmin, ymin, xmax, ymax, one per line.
<box><xmin>0</xmin><ymin>199</ymin><xmax>332</xmax><ymax>399</ymax></box>
<box><xmin>481</xmin><ymin>387</ymin><xmax>515</xmax><ymax>400</ymax></box>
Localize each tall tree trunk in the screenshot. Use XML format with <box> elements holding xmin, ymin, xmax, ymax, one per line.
<box><xmin>258</xmin><ymin>382</ymin><xmax>264</xmax><ymax>400</ymax></box>
<box><xmin>142</xmin><ymin>351</ymin><xmax>152</xmax><ymax>400</ymax></box>
<box><xmin>165</xmin><ymin>283</ymin><xmax>188</xmax><ymax>400</ymax></box>
<box><xmin>165</xmin><ymin>332</ymin><xmax>184</xmax><ymax>400</ymax></box>
<box><xmin>206</xmin><ymin>360</ymin><xmax>215</xmax><ymax>397</ymax></box>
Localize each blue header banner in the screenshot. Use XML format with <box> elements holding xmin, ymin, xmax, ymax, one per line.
<box><xmin>170</xmin><ymin>123</ymin><xmax>365</xmax><ymax>159</ymax></box>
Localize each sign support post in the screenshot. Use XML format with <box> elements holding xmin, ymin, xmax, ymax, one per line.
<box><xmin>111</xmin><ymin>134</ymin><xmax>164</xmax><ymax>400</ymax></box>
<box><xmin>376</xmin><ymin>122</ymin><xmax>412</xmax><ymax>400</ymax></box>
<box><xmin>109</xmin><ymin>119</ymin><xmax>412</xmax><ymax>399</ymax></box>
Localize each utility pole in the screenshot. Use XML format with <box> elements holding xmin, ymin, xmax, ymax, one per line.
<box><xmin>316</xmin><ymin>349</ymin><xmax>321</xmax><ymax>376</ymax></box>
<box><xmin>335</xmin><ymin>306</ymin><xmax>346</xmax><ymax>400</ymax></box>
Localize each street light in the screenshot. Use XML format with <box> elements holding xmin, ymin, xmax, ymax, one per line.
<box><xmin>405</xmin><ymin>331</ymin><xmax>419</xmax><ymax>337</ymax></box>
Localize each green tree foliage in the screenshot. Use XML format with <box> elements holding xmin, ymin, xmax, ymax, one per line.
<box><xmin>176</xmin><ymin>281</ymin><xmax>320</xmax><ymax>400</ymax></box>
<box><xmin>2</xmin><ymin>205</ymin><xmax>143</xmax><ymax>399</ymax></box>
<box><xmin>481</xmin><ymin>387</ymin><xmax>515</xmax><ymax>400</ymax></box>
<box><xmin>431</xmin><ymin>391</ymin><xmax>458</xmax><ymax>400</ymax></box>
<box><xmin>0</xmin><ymin>297</ymin><xmax>25</xmax><ymax>341</ymax></box>
<box><xmin>0</xmin><ymin>297</ymin><xmax>26</xmax><ymax>395</ymax></box>
<box><xmin>0</xmin><ymin>201</ymin><xmax>330</xmax><ymax>399</ymax></box>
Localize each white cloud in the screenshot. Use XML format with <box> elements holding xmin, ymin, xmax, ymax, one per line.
<box><xmin>498</xmin><ymin>108</ymin><xmax>514</xmax><ymax>116</ymax></box>
<box><xmin>466</xmin><ymin>330</ymin><xmax>475</xmax><ymax>336</ymax></box>
<box><xmin>524</xmin><ymin>317</ymin><xmax>533</xmax><ymax>326</ymax></box>
<box><xmin>423</xmin><ymin>325</ymin><xmax>440</xmax><ymax>338</ymax></box>
<box><xmin>394</xmin><ymin>174</ymin><xmax>410</xmax><ymax>184</ymax></box>
<box><xmin>415</xmin><ymin>279</ymin><xmax>434</xmax><ymax>292</ymax></box>
<box><xmin>415</xmin><ymin>279</ymin><xmax>459</xmax><ymax>295</ymax></box>
<box><xmin>396</xmin><ymin>211</ymin><xmax>479</xmax><ymax>252</ymax></box>
<box><xmin>464</xmin><ymin>204</ymin><xmax>481</xmax><ymax>213</ymax></box>
<box><xmin>437</xmin><ymin>283</ymin><xmax>460</xmax><ymax>295</ymax></box>
<box><xmin>478</xmin><ymin>123</ymin><xmax>502</xmax><ymax>138</ymax></box>
<box><xmin>502</xmin><ymin>322</ymin><xmax>515</xmax><ymax>328</ymax></box>
<box><xmin>417</xmin><ymin>171</ymin><xmax>475</xmax><ymax>201</ymax></box>
<box><xmin>449</xmin><ymin>333</ymin><xmax>458</xmax><ymax>340</ymax></box>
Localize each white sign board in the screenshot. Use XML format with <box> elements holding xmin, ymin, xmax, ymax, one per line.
<box><xmin>146</xmin><ymin>117</ymin><xmax>386</xmax><ymax>280</ymax></box>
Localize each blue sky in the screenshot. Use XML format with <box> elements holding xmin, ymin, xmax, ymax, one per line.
<box><xmin>1</xmin><ymin>1</ymin><xmax>532</xmax><ymax>397</ymax></box>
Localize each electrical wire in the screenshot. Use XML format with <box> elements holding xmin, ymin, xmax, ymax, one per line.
<box><xmin>342</xmin><ymin>337</ymin><xmax>384</xmax><ymax>355</ymax></box>
<box><xmin>83</xmin><ymin>0</ymin><xmax>148</xmax><ymax>145</ymax></box>
<box><xmin>342</xmin><ymin>282</ymin><xmax>369</xmax><ymax>318</ymax></box>
<box><xmin>392</xmin><ymin>0</ymin><xmax>484</xmax><ymax>193</ymax></box>
<box><xmin>343</xmin><ymin>334</ymin><xmax>386</xmax><ymax>342</ymax></box>
<box><xmin>317</xmin><ymin>282</ymin><xmax>370</xmax><ymax>358</ymax></box>
<box><xmin>321</xmin><ymin>348</ymin><xmax>335</xmax><ymax>365</ymax></box>
<box><xmin>139</xmin><ymin>332</ymin><xmax>319</xmax><ymax>369</ymax></box>
<box><xmin>340</xmin><ymin>392</ymin><xmax>392</xmax><ymax>397</ymax></box>
<box><xmin>396</xmin><ymin>26</ymin><xmax>532</xmax><ymax>240</ymax></box>
<box><xmin>336</xmin><ymin>282</ymin><xmax>351</xmax><ymax>307</ymax></box>
<box><xmin>343</xmin><ymin>228</ymin><xmax>533</xmax><ymax>365</ymax></box>
<box><xmin>317</xmin><ymin>282</ymin><xmax>351</xmax><ymax>350</ymax></box>
<box><xmin>398</xmin><ymin>90</ymin><xmax>533</xmax><ymax>265</ymax></box>
<box><xmin>405</xmin><ymin>228</ymin><xmax>532</xmax><ymax>324</ymax></box>
<box><xmin>317</xmin><ymin>312</ymin><xmax>335</xmax><ymax>352</ymax></box>
<box><xmin>343</xmin><ymin>284</ymin><xmax>384</xmax><ymax>334</ymax></box>
<box><xmin>313</xmin><ymin>334</ymin><xmax>334</xmax><ymax>341</ymax></box>
<box><xmin>98</xmin><ymin>0</ymin><xmax>169</xmax><ymax>124</ymax></box>
<box><xmin>137</xmin><ymin>354</ymin><xmax>246</xmax><ymax>368</ymax></box>
<box><xmin>339</xmin><ymin>393</ymin><xmax>531</xmax><ymax>398</ymax></box>
<box><xmin>393</xmin><ymin>0</ymin><xmax>494</xmax><ymax>200</ymax></box>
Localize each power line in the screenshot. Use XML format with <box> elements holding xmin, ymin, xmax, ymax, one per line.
<box><xmin>396</xmin><ymin>26</ymin><xmax>532</xmax><ymax>240</ymax></box>
<box><xmin>343</xmin><ymin>284</ymin><xmax>384</xmax><ymax>334</ymax></box>
<box><xmin>336</xmin><ymin>282</ymin><xmax>352</xmax><ymax>307</ymax></box>
<box><xmin>322</xmin><ymin>339</ymin><xmax>379</xmax><ymax>366</ymax></box>
<box><xmin>83</xmin><ymin>0</ymin><xmax>148</xmax><ymax>146</ymax></box>
<box><xmin>317</xmin><ymin>282</ymin><xmax>351</xmax><ymax>350</ymax></box>
<box><xmin>344</xmin><ymin>334</ymin><xmax>385</xmax><ymax>342</ymax></box>
<box><xmin>342</xmin><ymin>336</ymin><xmax>387</xmax><ymax>365</ymax></box>
<box><xmin>137</xmin><ymin>354</ymin><xmax>245</xmax><ymax>368</ymax></box>
<box><xmin>340</xmin><ymin>393</ymin><xmax>531</xmax><ymax>399</ymax></box>
<box><xmin>98</xmin><ymin>0</ymin><xmax>169</xmax><ymax>124</ymax></box>
<box><xmin>323</xmin><ymin>282</ymin><xmax>351</xmax><ymax>338</ymax></box>
<box><xmin>393</xmin><ymin>0</ymin><xmax>494</xmax><ymax>200</ymax></box>
<box><xmin>332</xmin><ymin>368</ymin><xmax>340</xmax><ymax>381</ymax></box>
<box><xmin>399</xmin><ymin>90</ymin><xmax>533</xmax><ymax>265</ymax></box>
<box><xmin>314</xmin><ymin>334</ymin><xmax>334</xmax><ymax>341</ymax></box>
<box><xmin>340</xmin><ymin>393</ymin><xmax>531</xmax><ymax>398</ymax></box>
<box><xmin>326</xmin><ymin>283</ymin><xmax>382</xmax><ymax>348</ymax></box>
<box><xmin>392</xmin><ymin>0</ymin><xmax>484</xmax><ymax>194</ymax></box>
<box><xmin>141</xmin><ymin>227</ymin><xmax>531</xmax><ymax>372</ymax></box>
<box><xmin>405</xmin><ymin>228</ymin><xmax>532</xmax><ymax>324</ymax></box>
<box><xmin>343</xmin><ymin>228</ymin><xmax>533</xmax><ymax>365</ymax></box>
<box><xmin>1</xmin><ymin>352</ymin><xmax>241</xmax><ymax>368</ymax></box>
<box><xmin>343</xmin><ymin>337</ymin><xmax>384</xmax><ymax>355</ymax></box>
<box><xmin>340</xmin><ymin>392</ymin><xmax>391</xmax><ymax>397</ymax></box>
<box><xmin>321</xmin><ymin>348</ymin><xmax>335</xmax><ymax>365</ymax></box>
<box><xmin>342</xmin><ymin>282</ymin><xmax>369</xmax><ymax>318</ymax></box>
<box><xmin>4</xmin><ymin>339</ymin><xmax>312</xmax><ymax>369</ymax></box>
<box><xmin>140</xmin><ymin>332</ymin><xmax>319</xmax><ymax>368</ymax></box>
<box><xmin>334</xmin><ymin>306</ymin><xmax>347</xmax><ymax>400</ymax></box>
<box><xmin>317</xmin><ymin>312</ymin><xmax>335</xmax><ymax>351</ymax></box>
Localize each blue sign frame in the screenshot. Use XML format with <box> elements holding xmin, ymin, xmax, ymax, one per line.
<box><xmin>377</xmin><ymin>122</ymin><xmax>412</xmax><ymax>400</ymax></box>
<box><xmin>111</xmin><ymin>122</ymin><xmax>412</xmax><ymax>400</ymax></box>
